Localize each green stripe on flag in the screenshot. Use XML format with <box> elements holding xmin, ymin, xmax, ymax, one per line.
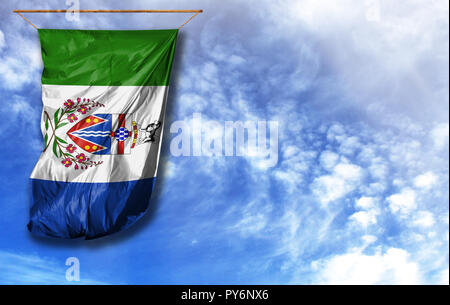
<box><xmin>38</xmin><ymin>29</ymin><xmax>178</xmax><ymax>86</ymax></box>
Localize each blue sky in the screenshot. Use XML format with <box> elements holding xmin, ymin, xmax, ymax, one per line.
<box><xmin>0</xmin><ymin>0</ymin><xmax>448</xmax><ymax>284</ymax></box>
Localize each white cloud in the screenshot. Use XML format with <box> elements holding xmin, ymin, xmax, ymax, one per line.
<box><xmin>412</xmin><ymin>211</ymin><xmax>435</xmax><ymax>228</ymax></box>
<box><xmin>368</xmin><ymin>158</ymin><xmax>389</xmax><ymax>180</ymax></box>
<box><xmin>275</xmin><ymin>146</ymin><xmax>317</xmax><ymax>193</ymax></box>
<box><xmin>268</xmin><ymin>0</ymin><xmax>449</xmax><ymax>127</ymax></box>
<box><xmin>355</xmin><ymin>196</ymin><xmax>376</xmax><ymax>209</ymax></box>
<box><xmin>414</xmin><ymin>172</ymin><xmax>438</xmax><ymax>189</ymax></box>
<box><xmin>162</xmin><ymin>159</ymin><xmax>176</xmax><ymax>179</ymax></box>
<box><xmin>319</xmin><ymin>150</ymin><xmax>339</xmax><ymax>171</ymax></box>
<box><xmin>0</xmin><ymin>40</ymin><xmax>41</xmax><ymax>90</ymax></box>
<box><xmin>387</xmin><ymin>189</ymin><xmax>417</xmax><ymax>214</ymax></box>
<box><xmin>229</xmin><ymin>200</ymin><xmax>272</xmax><ymax>236</ymax></box>
<box><xmin>327</xmin><ymin>123</ymin><xmax>346</xmax><ymax>142</ymax></box>
<box><xmin>363</xmin><ymin>182</ymin><xmax>386</xmax><ymax>196</ymax></box>
<box><xmin>339</xmin><ymin>136</ymin><xmax>361</xmax><ymax>155</ymax></box>
<box><xmin>361</xmin><ymin>234</ymin><xmax>377</xmax><ymax>245</ymax></box>
<box><xmin>313</xmin><ymin>175</ymin><xmax>349</xmax><ymax>204</ymax></box>
<box><xmin>274</xmin><ymin>169</ymin><xmax>303</xmax><ymax>193</ymax></box>
<box><xmin>312</xmin><ymin>162</ymin><xmax>363</xmax><ymax>205</ymax></box>
<box><xmin>4</xmin><ymin>95</ymin><xmax>40</xmax><ymax>130</ymax></box>
<box><xmin>283</xmin><ymin>145</ymin><xmax>300</xmax><ymax>158</ymax></box>
<box><xmin>0</xmin><ymin>30</ymin><xmax>5</xmax><ymax>51</ymax></box>
<box><xmin>312</xmin><ymin>248</ymin><xmax>420</xmax><ymax>284</ymax></box>
<box><xmin>438</xmin><ymin>268</ymin><xmax>449</xmax><ymax>285</ymax></box>
<box><xmin>351</xmin><ymin>197</ymin><xmax>379</xmax><ymax>227</ymax></box>
<box><xmin>350</xmin><ymin>210</ymin><xmax>378</xmax><ymax>227</ymax></box>
<box><xmin>431</xmin><ymin>123</ymin><xmax>449</xmax><ymax>150</ymax></box>
<box><xmin>0</xmin><ymin>9</ymin><xmax>43</xmax><ymax>91</ymax></box>
<box><xmin>334</xmin><ymin>163</ymin><xmax>363</xmax><ymax>180</ymax></box>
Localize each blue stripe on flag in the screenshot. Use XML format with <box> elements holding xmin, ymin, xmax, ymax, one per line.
<box><xmin>28</xmin><ymin>177</ymin><xmax>155</xmax><ymax>239</ymax></box>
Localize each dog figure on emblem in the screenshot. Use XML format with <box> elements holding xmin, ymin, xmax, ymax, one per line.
<box><xmin>137</xmin><ymin>121</ymin><xmax>161</xmax><ymax>145</ymax></box>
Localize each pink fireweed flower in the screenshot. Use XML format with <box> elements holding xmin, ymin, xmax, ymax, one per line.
<box><xmin>77</xmin><ymin>97</ymin><xmax>81</xmax><ymax>103</ymax></box>
<box><xmin>76</xmin><ymin>153</ymin><xmax>87</xmax><ymax>162</ymax></box>
<box><xmin>77</xmin><ymin>106</ymin><xmax>88</xmax><ymax>114</ymax></box>
<box><xmin>67</xmin><ymin>113</ymin><xmax>78</xmax><ymax>123</ymax></box>
<box><xmin>64</xmin><ymin>99</ymin><xmax>75</xmax><ymax>108</ymax></box>
<box><xmin>62</xmin><ymin>158</ymin><xmax>72</xmax><ymax>167</ymax></box>
<box><xmin>74</xmin><ymin>164</ymin><xmax>79</xmax><ymax>170</ymax></box>
<box><xmin>66</xmin><ymin>144</ymin><xmax>76</xmax><ymax>153</ymax></box>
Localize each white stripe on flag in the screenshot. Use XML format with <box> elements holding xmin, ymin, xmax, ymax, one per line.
<box><xmin>30</xmin><ymin>85</ymin><xmax>167</xmax><ymax>183</ymax></box>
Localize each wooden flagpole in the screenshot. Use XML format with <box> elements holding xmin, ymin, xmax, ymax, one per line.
<box><xmin>13</xmin><ymin>9</ymin><xmax>203</xmax><ymax>30</ymax></box>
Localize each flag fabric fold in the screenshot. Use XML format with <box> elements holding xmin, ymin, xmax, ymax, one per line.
<box><xmin>29</xmin><ymin>29</ymin><xmax>178</xmax><ymax>239</ymax></box>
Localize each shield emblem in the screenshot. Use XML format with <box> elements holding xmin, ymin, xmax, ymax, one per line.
<box><xmin>67</xmin><ymin>114</ymin><xmax>134</xmax><ymax>155</ymax></box>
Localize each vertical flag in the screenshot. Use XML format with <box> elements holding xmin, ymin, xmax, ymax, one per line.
<box><xmin>29</xmin><ymin>29</ymin><xmax>178</xmax><ymax>239</ymax></box>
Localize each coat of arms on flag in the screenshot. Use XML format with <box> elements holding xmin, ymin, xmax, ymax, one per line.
<box><xmin>43</xmin><ymin>97</ymin><xmax>162</xmax><ymax>170</ymax></box>
<box><xmin>29</xmin><ymin>29</ymin><xmax>178</xmax><ymax>239</ymax></box>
